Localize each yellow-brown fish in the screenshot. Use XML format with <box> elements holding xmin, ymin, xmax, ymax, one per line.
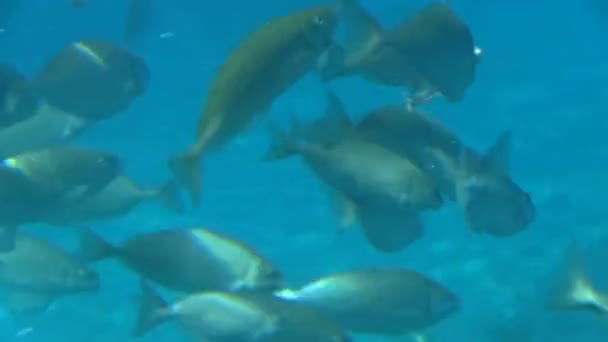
<box><xmin>265</xmin><ymin>92</ymin><xmax>442</xmax><ymax>253</ymax></box>
<box><xmin>320</xmin><ymin>0</ymin><xmax>480</xmax><ymax>103</ymax></box>
<box><xmin>546</xmin><ymin>241</ymin><xmax>608</xmax><ymax>316</ymax></box>
<box><xmin>133</xmin><ymin>280</ymin><xmax>351</xmax><ymax>341</ymax></box>
<box><xmin>168</xmin><ymin>6</ymin><xmax>340</xmax><ymax>207</ymax></box>
<box><xmin>275</xmin><ymin>267</ymin><xmax>459</xmax><ymax>335</ymax></box>
<box><xmin>31</xmin><ymin>40</ymin><xmax>149</xmax><ymax>120</ymax></box>
<box><xmin>0</xmin><ymin>233</ymin><xmax>99</xmax><ymax>315</ymax></box>
<box><xmin>79</xmin><ymin>227</ymin><xmax>282</xmax><ymax>293</ymax></box>
<box><xmin>44</xmin><ymin>176</ymin><xmax>183</xmax><ymax>226</ymax></box>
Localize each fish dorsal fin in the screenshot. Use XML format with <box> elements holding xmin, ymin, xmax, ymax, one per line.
<box><xmin>337</xmin><ymin>0</ymin><xmax>385</xmax><ymax>55</ymax></box>
<box><xmin>481</xmin><ymin>131</ymin><xmax>511</xmax><ymax>176</ymax></box>
<box><xmin>300</xmin><ymin>91</ymin><xmax>353</xmax><ymax>147</ymax></box>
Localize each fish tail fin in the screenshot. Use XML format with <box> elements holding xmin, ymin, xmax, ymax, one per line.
<box><xmin>316</xmin><ymin>44</ymin><xmax>349</xmax><ymax>82</ymax></box>
<box><xmin>167</xmin><ymin>150</ymin><xmax>201</xmax><ymax>208</ymax></box>
<box><xmin>132</xmin><ymin>279</ymin><xmax>170</xmax><ymax>338</ymax></box>
<box><xmin>78</xmin><ymin>228</ymin><xmax>118</xmax><ymax>262</ymax></box>
<box><xmin>300</xmin><ymin>91</ymin><xmax>353</xmax><ymax>147</ymax></box>
<box><xmin>546</xmin><ymin>241</ymin><xmax>606</xmax><ymax>315</ymax></box>
<box><xmin>264</xmin><ymin>121</ymin><xmax>299</xmax><ymax>161</ymax></box>
<box><xmin>0</xmin><ymin>225</ymin><xmax>18</xmax><ymax>252</ymax></box>
<box><xmin>155</xmin><ymin>180</ymin><xmax>185</xmax><ymax>214</ymax></box>
<box><xmin>318</xmin><ymin>0</ymin><xmax>385</xmax><ymax>82</ymax></box>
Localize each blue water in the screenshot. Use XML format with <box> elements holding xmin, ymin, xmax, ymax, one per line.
<box><xmin>1</xmin><ymin>0</ymin><xmax>608</xmax><ymax>341</ymax></box>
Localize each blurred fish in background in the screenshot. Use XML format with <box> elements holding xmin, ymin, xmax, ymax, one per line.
<box><xmin>125</xmin><ymin>0</ymin><xmax>152</xmax><ymax>44</ymax></box>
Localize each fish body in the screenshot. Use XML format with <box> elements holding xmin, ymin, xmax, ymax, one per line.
<box><xmin>80</xmin><ymin>227</ymin><xmax>282</xmax><ymax>293</ymax></box>
<box><xmin>134</xmin><ymin>281</ymin><xmax>351</xmax><ymax>342</ymax></box>
<box><xmin>0</xmin><ymin>233</ymin><xmax>99</xmax><ymax>314</ymax></box>
<box><xmin>44</xmin><ymin>176</ymin><xmax>183</xmax><ymax>226</ymax></box>
<box><xmin>275</xmin><ymin>267</ymin><xmax>459</xmax><ymax>335</ymax></box>
<box><xmin>32</xmin><ymin>40</ymin><xmax>149</xmax><ymax>120</ymax></box>
<box><xmin>168</xmin><ymin>6</ymin><xmax>340</xmax><ymax>207</ymax></box>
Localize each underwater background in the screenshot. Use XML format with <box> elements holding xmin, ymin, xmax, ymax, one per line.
<box><xmin>1</xmin><ymin>0</ymin><xmax>608</xmax><ymax>341</ymax></box>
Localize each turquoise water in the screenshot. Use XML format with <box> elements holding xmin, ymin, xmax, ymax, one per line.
<box><xmin>1</xmin><ymin>0</ymin><xmax>608</xmax><ymax>341</ymax></box>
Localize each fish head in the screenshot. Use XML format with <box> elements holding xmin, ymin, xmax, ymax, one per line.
<box><xmin>427</xmin><ymin>283</ymin><xmax>460</xmax><ymax>320</ymax></box>
<box><xmin>54</xmin><ymin>264</ymin><xmax>100</xmax><ymax>292</ymax></box>
<box><xmin>462</xmin><ymin>175</ymin><xmax>535</xmax><ymax>237</ymax></box>
<box><xmin>300</xmin><ymin>6</ymin><xmax>340</xmax><ymax>50</ymax></box>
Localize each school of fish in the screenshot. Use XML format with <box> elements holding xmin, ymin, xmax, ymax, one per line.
<box><xmin>0</xmin><ymin>0</ymin><xmax>603</xmax><ymax>341</ymax></box>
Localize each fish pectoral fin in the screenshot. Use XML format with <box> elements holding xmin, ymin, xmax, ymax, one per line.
<box><xmin>356</xmin><ymin>202</ymin><xmax>422</xmax><ymax>253</ymax></box>
<box><xmin>2</xmin><ymin>290</ymin><xmax>54</xmax><ymax>315</ymax></box>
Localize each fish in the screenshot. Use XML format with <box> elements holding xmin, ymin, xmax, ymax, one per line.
<box><xmin>125</xmin><ymin>0</ymin><xmax>152</xmax><ymax>43</ymax></box>
<box><xmin>0</xmin><ymin>145</ymin><xmax>122</xmax><ymax>251</ymax></box>
<box><xmin>168</xmin><ymin>5</ymin><xmax>340</xmax><ymax>208</ymax></box>
<box><xmin>0</xmin><ymin>233</ymin><xmax>99</xmax><ymax>315</ymax></box>
<box><xmin>319</xmin><ymin>0</ymin><xmax>480</xmax><ymax>104</ymax></box>
<box><xmin>79</xmin><ymin>227</ymin><xmax>283</xmax><ymax>293</ymax></box>
<box><xmin>133</xmin><ymin>280</ymin><xmax>351</xmax><ymax>342</ymax></box>
<box><xmin>265</xmin><ymin>92</ymin><xmax>442</xmax><ymax>253</ymax></box>
<box><xmin>274</xmin><ymin>267</ymin><xmax>459</xmax><ymax>336</ymax></box>
<box><xmin>1</xmin><ymin>145</ymin><xmax>122</xmax><ymax>200</ymax></box>
<box><xmin>355</xmin><ymin>105</ymin><xmax>535</xmax><ymax>237</ymax></box>
<box><xmin>0</xmin><ymin>103</ymin><xmax>91</xmax><ymax>159</ymax></box>
<box><xmin>31</xmin><ymin>40</ymin><xmax>150</xmax><ymax>120</ymax></box>
<box><xmin>546</xmin><ymin>241</ymin><xmax>608</xmax><ymax>316</ymax></box>
<box><xmin>44</xmin><ymin>176</ymin><xmax>183</xmax><ymax>226</ymax></box>
<box><xmin>0</xmin><ymin>64</ymin><xmax>39</xmax><ymax>128</ymax></box>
